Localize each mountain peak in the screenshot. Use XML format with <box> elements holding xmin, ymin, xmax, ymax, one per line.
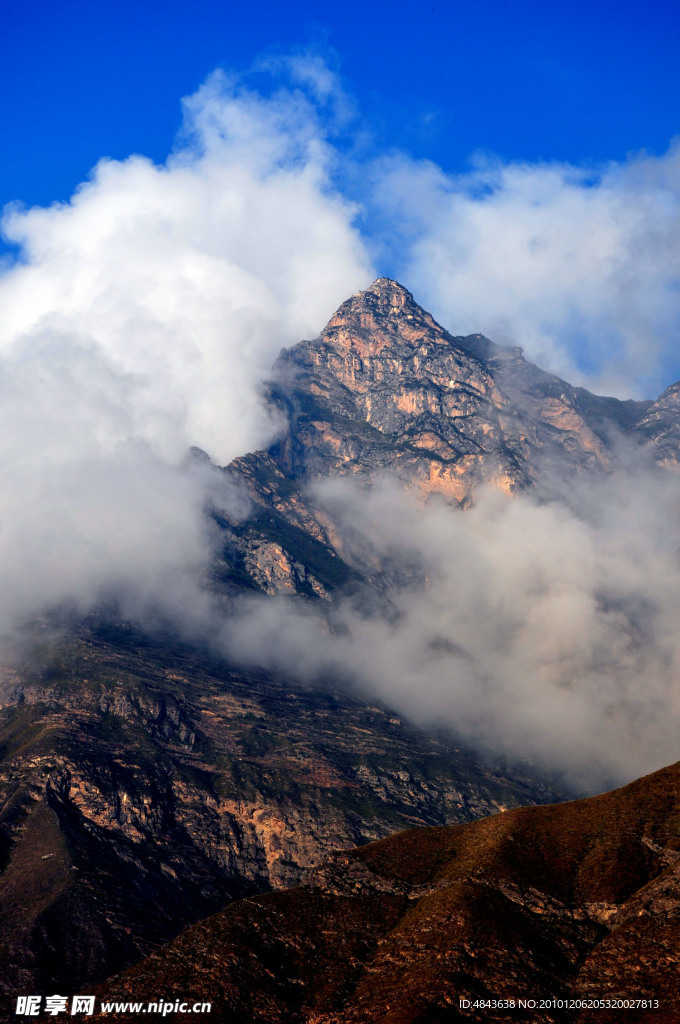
<box><xmin>348</xmin><ymin>277</ymin><xmax>418</xmax><ymax>316</ymax></box>
<box><xmin>364</xmin><ymin>277</ymin><xmax>414</xmax><ymax>302</ymax></box>
<box><xmin>272</xmin><ymin>281</ymin><xmax>629</xmax><ymax>502</ymax></box>
<box><xmin>322</xmin><ymin>277</ymin><xmax>437</xmax><ymax>341</ymax></box>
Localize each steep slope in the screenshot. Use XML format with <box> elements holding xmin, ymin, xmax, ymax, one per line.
<box><xmin>90</xmin><ymin>759</ymin><xmax>680</xmax><ymax>1024</ymax></box>
<box><xmin>269</xmin><ymin>278</ymin><xmax>650</xmax><ymax>498</ymax></box>
<box><xmin>220</xmin><ymin>279</ymin><xmax>665</xmax><ymax>596</ymax></box>
<box><xmin>0</xmin><ymin>622</ymin><xmax>558</xmax><ymax>1006</ymax></box>
<box><xmin>634</xmin><ymin>381</ymin><xmax>680</xmax><ymax>466</ymax></box>
<box><xmin>2</xmin><ymin>278</ymin><xmax>679</xmax><ymax>1015</ymax></box>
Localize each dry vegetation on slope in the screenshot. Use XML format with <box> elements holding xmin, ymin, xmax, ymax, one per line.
<box><xmin>91</xmin><ymin>759</ymin><xmax>680</xmax><ymax>1024</ymax></box>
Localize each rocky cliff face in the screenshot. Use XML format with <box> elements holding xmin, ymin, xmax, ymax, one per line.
<box><xmin>90</xmin><ymin>758</ymin><xmax>680</xmax><ymax>1024</ymax></box>
<box><xmin>2</xmin><ymin>278</ymin><xmax>680</xmax><ymax>1015</ymax></box>
<box><xmin>0</xmin><ymin>623</ymin><xmax>559</xmax><ymax>1004</ymax></box>
<box><xmin>269</xmin><ymin>279</ymin><xmax>652</xmax><ymax>498</ymax></box>
<box><xmin>219</xmin><ymin>279</ymin><xmax>669</xmax><ymax>598</ymax></box>
<box><xmin>634</xmin><ymin>381</ymin><xmax>680</xmax><ymax>466</ymax></box>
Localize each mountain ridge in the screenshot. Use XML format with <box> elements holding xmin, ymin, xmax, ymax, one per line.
<box><xmin>1</xmin><ymin>278</ymin><xmax>679</xmax><ymax>1016</ymax></box>
<box><xmin>221</xmin><ymin>277</ymin><xmax>677</xmax><ymax>601</ymax></box>
<box><xmin>86</xmin><ymin>755</ymin><xmax>680</xmax><ymax>1023</ymax></box>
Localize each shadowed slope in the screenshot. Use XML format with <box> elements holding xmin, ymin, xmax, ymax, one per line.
<box><xmin>0</xmin><ymin>623</ymin><xmax>554</xmax><ymax>1009</ymax></box>
<box><xmin>90</xmin><ymin>759</ymin><xmax>680</xmax><ymax>1023</ymax></box>
<box><xmin>5</xmin><ymin>279</ymin><xmax>680</xmax><ymax>1020</ymax></box>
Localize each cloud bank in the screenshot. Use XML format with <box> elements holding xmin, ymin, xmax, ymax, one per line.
<box><xmin>0</xmin><ymin>64</ymin><xmax>371</xmax><ymax>636</ymax></box>
<box><xmin>224</xmin><ymin>469</ymin><xmax>680</xmax><ymax>788</ymax></box>
<box><xmin>369</xmin><ymin>144</ymin><xmax>680</xmax><ymax>397</ymax></box>
<box><xmin>1</xmin><ymin>56</ymin><xmax>680</xmax><ymax>786</ymax></box>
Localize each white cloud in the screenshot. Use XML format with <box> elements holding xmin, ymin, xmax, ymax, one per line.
<box><xmin>2</xmin><ymin>69</ymin><xmax>372</xmax><ymax>464</ymax></box>
<box><xmin>0</xmin><ymin>63</ymin><xmax>372</xmax><ymax>637</ymax></box>
<box><xmin>1</xmin><ymin>55</ymin><xmax>680</xmax><ymax>789</ymax></box>
<box><xmin>224</xmin><ymin>468</ymin><xmax>680</xmax><ymax>788</ymax></box>
<box><xmin>369</xmin><ymin>143</ymin><xmax>680</xmax><ymax>397</ymax></box>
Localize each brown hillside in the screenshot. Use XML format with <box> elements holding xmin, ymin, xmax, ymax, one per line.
<box><xmin>88</xmin><ymin>759</ymin><xmax>680</xmax><ymax>1023</ymax></box>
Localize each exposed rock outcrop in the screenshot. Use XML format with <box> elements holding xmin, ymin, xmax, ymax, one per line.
<box><xmin>3</xmin><ymin>279</ymin><xmax>680</xmax><ymax>1016</ymax></box>
<box><xmin>90</xmin><ymin>758</ymin><xmax>680</xmax><ymax>1023</ymax></box>
<box><xmin>220</xmin><ymin>280</ymin><xmax>670</xmax><ymax>596</ymax></box>
<box><xmin>0</xmin><ymin>626</ymin><xmax>558</xmax><ymax>1003</ymax></box>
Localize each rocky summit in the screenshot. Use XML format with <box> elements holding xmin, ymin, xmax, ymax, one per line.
<box><xmin>218</xmin><ymin>278</ymin><xmax>675</xmax><ymax>601</ymax></box>
<box><xmin>270</xmin><ymin>278</ymin><xmax>654</xmax><ymax>496</ymax></box>
<box><xmin>1</xmin><ymin>279</ymin><xmax>680</xmax><ymax>1019</ymax></box>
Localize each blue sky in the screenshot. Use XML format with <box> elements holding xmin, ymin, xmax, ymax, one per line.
<box><xmin>1</xmin><ymin>0</ymin><xmax>680</xmax><ymax>781</ymax></box>
<box><xmin>1</xmin><ymin>0</ymin><xmax>679</xmax><ymax>399</ymax></box>
<box><xmin>2</xmin><ymin>0</ymin><xmax>679</xmax><ymax>208</ymax></box>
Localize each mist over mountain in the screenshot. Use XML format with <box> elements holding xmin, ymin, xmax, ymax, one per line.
<box><xmin>1</xmin><ymin>250</ymin><xmax>680</xmax><ymax>1020</ymax></box>
<box><xmin>205</xmin><ymin>278</ymin><xmax>678</xmax><ymax>789</ymax></box>
<box><xmin>1</xmin><ymin>62</ymin><xmax>680</xmax><ymax>679</ymax></box>
<box><xmin>2</xmin><ymin>41</ymin><xmax>680</xmax><ymax>1023</ymax></box>
<box><xmin>2</xmin><ymin>271</ymin><xmax>680</xmax><ymax>790</ymax></box>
